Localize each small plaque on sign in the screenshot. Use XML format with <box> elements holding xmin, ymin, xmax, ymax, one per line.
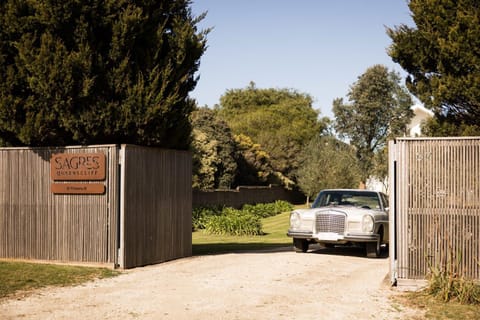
<box><xmin>51</xmin><ymin>183</ymin><xmax>106</xmax><ymax>195</ymax></box>
<box><xmin>51</xmin><ymin>153</ymin><xmax>106</xmax><ymax>181</ymax></box>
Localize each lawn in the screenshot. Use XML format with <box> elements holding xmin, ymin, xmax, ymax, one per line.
<box><xmin>0</xmin><ymin>261</ymin><xmax>118</xmax><ymax>299</ymax></box>
<box><xmin>192</xmin><ymin>210</ymin><xmax>293</xmax><ymax>255</ymax></box>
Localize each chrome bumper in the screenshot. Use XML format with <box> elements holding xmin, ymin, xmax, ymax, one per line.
<box><xmin>287</xmin><ymin>231</ymin><xmax>313</xmax><ymax>238</ymax></box>
<box><xmin>287</xmin><ymin>230</ymin><xmax>379</xmax><ymax>243</ymax></box>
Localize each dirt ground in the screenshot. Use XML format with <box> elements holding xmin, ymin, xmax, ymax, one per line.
<box><xmin>0</xmin><ymin>246</ymin><xmax>421</xmax><ymax>320</ymax></box>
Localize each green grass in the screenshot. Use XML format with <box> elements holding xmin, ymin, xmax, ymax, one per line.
<box><xmin>192</xmin><ymin>210</ymin><xmax>293</xmax><ymax>255</ymax></box>
<box><xmin>0</xmin><ymin>261</ymin><xmax>118</xmax><ymax>299</ymax></box>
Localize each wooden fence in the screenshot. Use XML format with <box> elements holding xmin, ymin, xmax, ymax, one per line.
<box><xmin>389</xmin><ymin>137</ymin><xmax>480</xmax><ymax>287</ymax></box>
<box><xmin>0</xmin><ymin>145</ymin><xmax>191</xmax><ymax>269</ymax></box>
<box><xmin>193</xmin><ymin>185</ymin><xmax>305</xmax><ymax>209</ymax></box>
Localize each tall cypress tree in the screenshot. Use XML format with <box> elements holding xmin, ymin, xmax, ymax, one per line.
<box><xmin>0</xmin><ymin>0</ymin><xmax>208</xmax><ymax>148</ymax></box>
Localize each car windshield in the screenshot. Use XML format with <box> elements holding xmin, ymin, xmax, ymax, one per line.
<box><xmin>312</xmin><ymin>190</ymin><xmax>381</xmax><ymax>210</ymax></box>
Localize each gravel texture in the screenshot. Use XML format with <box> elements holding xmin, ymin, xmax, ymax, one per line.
<box><xmin>0</xmin><ymin>246</ymin><xmax>420</xmax><ymax>320</ymax></box>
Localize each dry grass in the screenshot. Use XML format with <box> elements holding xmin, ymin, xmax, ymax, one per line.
<box><xmin>394</xmin><ymin>290</ymin><xmax>480</xmax><ymax>320</ymax></box>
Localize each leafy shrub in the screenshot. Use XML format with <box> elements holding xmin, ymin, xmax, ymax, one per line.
<box><xmin>205</xmin><ymin>207</ymin><xmax>262</xmax><ymax>236</ymax></box>
<box><xmin>242</xmin><ymin>203</ymin><xmax>275</xmax><ymax>218</ymax></box>
<box><xmin>192</xmin><ymin>206</ymin><xmax>223</xmax><ymax>231</ymax></box>
<box><xmin>193</xmin><ymin>200</ymin><xmax>292</xmax><ymax>235</ymax></box>
<box><xmin>242</xmin><ymin>200</ymin><xmax>293</xmax><ymax>218</ymax></box>
<box><xmin>273</xmin><ymin>200</ymin><xmax>294</xmax><ymax>214</ymax></box>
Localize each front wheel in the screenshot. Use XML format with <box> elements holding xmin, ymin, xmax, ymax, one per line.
<box><xmin>366</xmin><ymin>241</ymin><xmax>380</xmax><ymax>258</ymax></box>
<box><xmin>293</xmin><ymin>238</ymin><xmax>309</xmax><ymax>253</ymax></box>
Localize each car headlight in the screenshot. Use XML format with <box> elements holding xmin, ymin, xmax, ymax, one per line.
<box><xmin>362</xmin><ymin>214</ymin><xmax>374</xmax><ymax>233</ymax></box>
<box><xmin>290</xmin><ymin>212</ymin><xmax>301</xmax><ymax>230</ymax></box>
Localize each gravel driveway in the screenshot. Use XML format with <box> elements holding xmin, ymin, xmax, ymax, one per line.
<box><xmin>0</xmin><ymin>246</ymin><xmax>419</xmax><ymax>320</ymax></box>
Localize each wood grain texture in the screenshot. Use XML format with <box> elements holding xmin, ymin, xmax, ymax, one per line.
<box><xmin>390</xmin><ymin>138</ymin><xmax>480</xmax><ymax>282</ymax></box>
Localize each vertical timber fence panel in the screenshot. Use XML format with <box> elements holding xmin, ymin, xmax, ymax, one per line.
<box><xmin>389</xmin><ymin>137</ymin><xmax>480</xmax><ymax>287</ymax></box>
<box><xmin>120</xmin><ymin>145</ymin><xmax>192</xmax><ymax>269</ymax></box>
<box><xmin>0</xmin><ymin>145</ymin><xmax>119</xmax><ymax>266</ymax></box>
<box><xmin>1</xmin><ymin>144</ymin><xmax>191</xmax><ymax>268</ymax></box>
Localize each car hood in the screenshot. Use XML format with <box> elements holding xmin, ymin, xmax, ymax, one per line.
<box><xmin>294</xmin><ymin>206</ymin><xmax>386</xmax><ymax>221</ymax></box>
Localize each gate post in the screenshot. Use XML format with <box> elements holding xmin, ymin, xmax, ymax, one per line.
<box><xmin>388</xmin><ymin>139</ymin><xmax>397</xmax><ymax>285</ymax></box>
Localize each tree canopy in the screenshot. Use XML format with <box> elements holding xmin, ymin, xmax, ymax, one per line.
<box><xmin>233</xmin><ymin>133</ymin><xmax>295</xmax><ymax>187</ymax></box>
<box><xmin>387</xmin><ymin>0</ymin><xmax>480</xmax><ymax>125</ymax></box>
<box><xmin>216</xmin><ymin>82</ymin><xmax>329</xmax><ymax>183</ymax></box>
<box><xmin>295</xmin><ymin>136</ymin><xmax>360</xmax><ymax>203</ymax></box>
<box><xmin>191</xmin><ymin>107</ymin><xmax>291</xmax><ymax>190</ymax></box>
<box><xmin>191</xmin><ymin>107</ymin><xmax>237</xmax><ymax>190</ymax></box>
<box><xmin>333</xmin><ymin>65</ymin><xmax>413</xmax><ymax>183</ymax></box>
<box><xmin>0</xmin><ymin>0</ymin><xmax>208</xmax><ymax>148</ymax></box>
<box><xmin>421</xmin><ymin>116</ymin><xmax>480</xmax><ymax>137</ymax></box>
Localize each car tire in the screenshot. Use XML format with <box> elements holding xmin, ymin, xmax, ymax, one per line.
<box><xmin>293</xmin><ymin>238</ymin><xmax>309</xmax><ymax>253</ymax></box>
<box><xmin>366</xmin><ymin>241</ymin><xmax>380</xmax><ymax>258</ymax></box>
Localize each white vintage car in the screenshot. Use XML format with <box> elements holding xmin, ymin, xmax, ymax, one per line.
<box><xmin>287</xmin><ymin>189</ymin><xmax>389</xmax><ymax>257</ymax></box>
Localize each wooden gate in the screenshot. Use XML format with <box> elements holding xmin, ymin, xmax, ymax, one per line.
<box><xmin>389</xmin><ymin>137</ymin><xmax>480</xmax><ymax>287</ymax></box>
<box><xmin>119</xmin><ymin>145</ymin><xmax>192</xmax><ymax>268</ymax></box>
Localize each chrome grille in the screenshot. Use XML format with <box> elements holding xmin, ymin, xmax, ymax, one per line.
<box><xmin>315</xmin><ymin>213</ymin><xmax>346</xmax><ymax>234</ymax></box>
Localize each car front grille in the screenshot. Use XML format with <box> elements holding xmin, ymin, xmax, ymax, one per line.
<box><xmin>315</xmin><ymin>212</ymin><xmax>346</xmax><ymax>234</ymax></box>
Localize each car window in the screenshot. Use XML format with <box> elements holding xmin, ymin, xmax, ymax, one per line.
<box><xmin>381</xmin><ymin>193</ymin><xmax>389</xmax><ymax>208</ymax></box>
<box><xmin>312</xmin><ymin>191</ymin><xmax>381</xmax><ymax>210</ymax></box>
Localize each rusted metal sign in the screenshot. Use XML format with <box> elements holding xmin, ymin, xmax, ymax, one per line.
<box><xmin>51</xmin><ymin>183</ymin><xmax>106</xmax><ymax>195</ymax></box>
<box><xmin>50</xmin><ymin>153</ymin><xmax>106</xmax><ymax>181</ymax></box>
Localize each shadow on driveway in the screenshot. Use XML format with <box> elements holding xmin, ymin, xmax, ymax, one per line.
<box><xmin>193</xmin><ymin>242</ymin><xmax>389</xmax><ymax>259</ymax></box>
<box><xmin>192</xmin><ymin>243</ymin><xmax>292</xmax><ymax>256</ymax></box>
<box><xmin>307</xmin><ymin>243</ymin><xmax>389</xmax><ymax>259</ymax></box>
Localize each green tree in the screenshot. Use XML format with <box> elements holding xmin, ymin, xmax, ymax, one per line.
<box><xmin>296</xmin><ymin>136</ymin><xmax>361</xmax><ymax>203</ymax></box>
<box><xmin>0</xmin><ymin>0</ymin><xmax>208</xmax><ymax>148</ymax></box>
<box><xmin>216</xmin><ymin>82</ymin><xmax>329</xmax><ymax>183</ymax></box>
<box><xmin>333</xmin><ymin>65</ymin><xmax>413</xmax><ymax>183</ymax></box>
<box><xmin>191</xmin><ymin>107</ymin><xmax>237</xmax><ymax>189</ymax></box>
<box><xmin>371</xmin><ymin>147</ymin><xmax>389</xmax><ymax>192</ymax></box>
<box><xmin>191</xmin><ymin>128</ymin><xmax>219</xmax><ymax>190</ymax></box>
<box><xmin>233</xmin><ymin>134</ymin><xmax>291</xmax><ymax>187</ymax></box>
<box><xmin>387</xmin><ymin>0</ymin><xmax>480</xmax><ymax>125</ymax></box>
<box><xmin>422</xmin><ymin>116</ymin><xmax>480</xmax><ymax>137</ymax></box>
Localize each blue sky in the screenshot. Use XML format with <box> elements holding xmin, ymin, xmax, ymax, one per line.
<box><xmin>190</xmin><ymin>0</ymin><xmax>414</xmax><ymax>118</ymax></box>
